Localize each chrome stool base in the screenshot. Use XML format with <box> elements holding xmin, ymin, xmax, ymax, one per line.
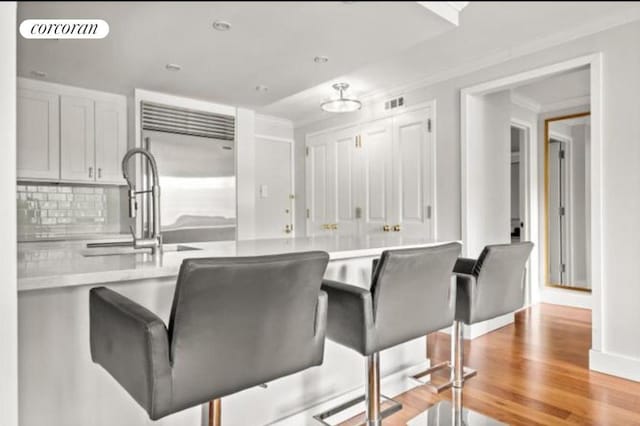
<box><xmin>411</xmin><ymin>362</ymin><xmax>477</xmax><ymax>393</ymax></box>
<box><xmin>312</xmin><ymin>394</ymin><xmax>402</xmax><ymax>425</ymax></box>
<box><xmin>406</xmin><ymin>400</ymin><xmax>506</xmax><ymax>426</ymax></box>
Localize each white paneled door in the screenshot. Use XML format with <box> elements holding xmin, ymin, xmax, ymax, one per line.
<box><xmin>360</xmin><ymin>118</ymin><xmax>393</xmax><ymax>236</ymax></box>
<box><xmin>330</xmin><ymin>126</ymin><xmax>360</xmax><ymax>236</ymax></box>
<box><xmin>255</xmin><ymin>136</ymin><xmax>294</xmax><ymax>238</ymax></box>
<box><xmin>391</xmin><ymin>108</ymin><xmax>433</xmax><ymax>239</ymax></box>
<box><xmin>305</xmin><ymin>133</ymin><xmax>332</xmax><ymax>236</ymax></box>
<box><xmin>60</xmin><ymin>95</ymin><xmax>95</xmax><ymax>182</ymax></box>
<box><xmin>305</xmin><ymin>106</ymin><xmax>434</xmax><ymax>239</ymax></box>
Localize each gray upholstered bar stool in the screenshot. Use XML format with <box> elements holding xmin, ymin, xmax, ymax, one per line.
<box><xmin>89</xmin><ymin>251</ymin><xmax>329</xmax><ymax>425</ymax></box>
<box><xmin>414</xmin><ymin>242</ymin><xmax>534</xmax><ymax>395</ymax></box>
<box><xmin>315</xmin><ymin>242</ymin><xmax>462</xmax><ymax>426</ymax></box>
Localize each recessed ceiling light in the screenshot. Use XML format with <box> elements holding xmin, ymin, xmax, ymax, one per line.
<box><xmin>314</xmin><ymin>56</ymin><xmax>329</xmax><ymax>64</ymax></box>
<box><xmin>165</xmin><ymin>63</ymin><xmax>182</xmax><ymax>71</ymax></box>
<box><xmin>255</xmin><ymin>85</ymin><xmax>269</xmax><ymax>92</ymax></box>
<box><xmin>30</xmin><ymin>70</ymin><xmax>47</xmax><ymax>78</ymax></box>
<box><xmin>212</xmin><ymin>20</ymin><xmax>232</xmax><ymax>31</ymax></box>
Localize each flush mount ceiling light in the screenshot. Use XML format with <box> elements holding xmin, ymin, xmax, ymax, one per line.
<box><xmin>321</xmin><ymin>83</ymin><xmax>362</xmax><ymax>113</ymax></box>
<box><xmin>212</xmin><ymin>20</ymin><xmax>232</xmax><ymax>31</ymax></box>
<box><xmin>314</xmin><ymin>56</ymin><xmax>329</xmax><ymax>64</ymax></box>
<box><xmin>165</xmin><ymin>63</ymin><xmax>182</xmax><ymax>71</ymax></box>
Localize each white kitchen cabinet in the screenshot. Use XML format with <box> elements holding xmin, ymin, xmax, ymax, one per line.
<box><xmin>17</xmin><ymin>88</ymin><xmax>60</xmax><ymax>180</ymax></box>
<box><xmin>305</xmin><ymin>106</ymin><xmax>434</xmax><ymax>238</ymax></box>
<box><xmin>60</xmin><ymin>95</ymin><xmax>95</xmax><ymax>182</ymax></box>
<box><xmin>17</xmin><ymin>78</ymin><xmax>128</xmax><ymax>184</ymax></box>
<box><xmin>94</xmin><ymin>100</ymin><xmax>127</xmax><ymax>184</ymax></box>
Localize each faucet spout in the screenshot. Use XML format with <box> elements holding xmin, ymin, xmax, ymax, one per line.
<box><xmin>121</xmin><ymin>144</ymin><xmax>162</xmax><ymax>255</ymax></box>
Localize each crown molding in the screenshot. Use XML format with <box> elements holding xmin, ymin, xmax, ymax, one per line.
<box><xmin>540</xmin><ymin>95</ymin><xmax>590</xmax><ymax>113</ymax></box>
<box><xmin>293</xmin><ymin>7</ymin><xmax>640</xmax><ymax>129</ymax></box>
<box><xmin>510</xmin><ymin>91</ymin><xmax>541</xmax><ymax>113</ymax></box>
<box><xmin>417</xmin><ymin>2</ymin><xmax>469</xmax><ymax>26</ymax></box>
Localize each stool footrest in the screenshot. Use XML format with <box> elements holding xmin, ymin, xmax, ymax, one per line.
<box><xmin>410</xmin><ymin>362</ymin><xmax>477</xmax><ymax>394</ymax></box>
<box><xmin>312</xmin><ymin>394</ymin><xmax>402</xmax><ymax>425</ymax></box>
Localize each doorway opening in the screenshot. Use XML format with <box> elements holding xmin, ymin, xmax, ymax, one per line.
<box><xmin>460</xmin><ymin>54</ymin><xmax>603</xmax><ymax>353</ymax></box>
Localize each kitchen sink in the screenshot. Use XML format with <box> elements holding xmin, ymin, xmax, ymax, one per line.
<box><xmin>81</xmin><ymin>244</ymin><xmax>202</xmax><ymax>257</ymax></box>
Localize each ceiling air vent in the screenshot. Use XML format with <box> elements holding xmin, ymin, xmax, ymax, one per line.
<box><xmin>141</xmin><ymin>101</ymin><xmax>235</xmax><ymax>141</ymax></box>
<box><xmin>384</xmin><ymin>96</ymin><xmax>404</xmax><ymax>111</ymax></box>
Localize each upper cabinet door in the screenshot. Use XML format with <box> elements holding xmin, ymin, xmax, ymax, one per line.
<box><xmin>17</xmin><ymin>89</ymin><xmax>60</xmax><ymax>180</ymax></box>
<box><xmin>330</xmin><ymin>125</ymin><xmax>360</xmax><ymax>236</ymax></box>
<box><xmin>359</xmin><ymin>119</ymin><xmax>393</xmax><ymax>236</ymax></box>
<box><xmin>95</xmin><ymin>100</ymin><xmax>127</xmax><ymax>184</ymax></box>
<box><xmin>391</xmin><ymin>107</ymin><xmax>433</xmax><ymax>239</ymax></box>
<box><xmin>305</xmin><ymin>134</ymin><xmax>333</xmax><ymax>237</ymax></box>
<box><xmin>60</xmin><ymin>96</ymin><xmax>95</xmax><ymax>182</ymax></box>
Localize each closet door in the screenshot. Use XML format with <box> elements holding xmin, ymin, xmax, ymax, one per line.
<box><xmin>390</xmin><ymin>108</ymin><xmax>433</xmax><ymax>238</ymax></box>
<box><xmin>330</xmin><ymin>126</ymin><xmax>360</xmax><ymax>236</ymax></box>
<box><xmin>305</xmin><ymin>133</ymin><xmax>333</xmax><ymax>236</ymax></box>
<box><xmin>359</xmin><ymin>118</ymin><xmax>393</xmax><ymax>235</ymax></box>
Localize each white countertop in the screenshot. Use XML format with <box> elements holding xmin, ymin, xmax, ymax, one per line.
<box><xmin>18</xmin><ymin>235</ymin><xmax>450</xmax><ymax>292</ymax></box>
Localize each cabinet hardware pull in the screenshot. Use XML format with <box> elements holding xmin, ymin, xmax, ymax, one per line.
<box><xmin>88</xmin><ymin>167</ymin><xmax>93</xmax><ymax>178</ymax></box>
<box><xmin>98</xmin><ymin>168</ymin><xmax>102</xmax><ymax>179</ymax></box>
<box><xmin>383</xmin><ymin>224</ymin><xmax>391</xmax><ymax>232</ymax></box>
<box><xmin>393</xmin><ymin>224</ymin><xmax>401</xmax><ymax>232</ymax></box>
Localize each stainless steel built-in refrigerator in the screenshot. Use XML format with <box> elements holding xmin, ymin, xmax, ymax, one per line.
<box><xmin>140</xmin><ymin>102</ymin><xmax>236</xmax><ymax>243</ymax></box>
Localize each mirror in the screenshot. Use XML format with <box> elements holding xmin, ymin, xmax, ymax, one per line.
<box><xmin>545</xmin><ymin>113</ymin><xmax>591</xmax><ymax>291</ymax></box>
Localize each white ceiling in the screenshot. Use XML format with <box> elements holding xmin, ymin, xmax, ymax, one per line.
<box><xmin>512</xmin><ymin>67</ymin><xmax>591</xmax><ymax>109</ymax></box>
<box><xmin>18</xmin><ymin>2</ymin><xmax>640</xmax><ymax>125</ymax></box>
<box><xmin>17</xmin><ymin>1</ymin><xmax>456</xmax><ymax>108</ymax></box>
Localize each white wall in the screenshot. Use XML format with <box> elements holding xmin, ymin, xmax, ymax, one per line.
<box><xmin>294</xmin><ymin>20</ymin><xmax>640</xmax><ymax>380</ymax></box>
<box><xmin>0</xmin><ymin>3</ymin><xmax>18</xmax><ymax>425</ymax></box>
<box><xmin>235</xmin><ymin>108</ymin><xmax>256</xmax><ymax>239</ymax></box>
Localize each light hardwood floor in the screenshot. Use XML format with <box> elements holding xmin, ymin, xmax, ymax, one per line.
<box><xmin>344</xmin><ymin>303</ymin><xmax>640</xmax><ymax>425</ymax></box>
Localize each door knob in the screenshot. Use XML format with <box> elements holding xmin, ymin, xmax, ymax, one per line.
<box><xmin>393</xmin><ymin>224</ymin><xmax>401</xmax><ymax>232</ymax></box>
<box><xmin>383</xmin><ymin>224</ymin><xmax>390</xmax><ymax>232</ymax></box>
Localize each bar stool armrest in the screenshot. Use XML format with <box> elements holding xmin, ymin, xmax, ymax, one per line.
<box><xmin>454</xmin><ymin>273</ymin><xmax>477</xmax><ymax>324</ymax></box>
<box><xmin>454</xmin><ymin>258</ymin><xmax>477</xmax><ymax>275</ymax></box>
<box><xmin>90</xmin><ymin>287</ymin><xmax>172</xmax><ymax>420</ymax></box>
<box><xmin>321</xmin><ymin>280</ymin><xmax>375</xmax><ymax>353</ymax></box>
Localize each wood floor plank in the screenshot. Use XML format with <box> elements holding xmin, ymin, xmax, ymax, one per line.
<box><xmin>339</xmin><ymin>303</ymin><xmax>640</xmax><ymax>425</ymax></box>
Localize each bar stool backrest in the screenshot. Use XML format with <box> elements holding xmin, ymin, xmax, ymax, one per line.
<box><xmin>167</xmin><ymin>251</ymin><xmax>329</xmax><ymax>412</ymax></box>
<box><xmin>471</xmin><ymin>242</ymin><xmax>534</xmax><ymax>323</ymax></box>
<box><xmin>370</xmin><ymin>242</ymin><xmax>461</xmax><ymax>352</ymax></box>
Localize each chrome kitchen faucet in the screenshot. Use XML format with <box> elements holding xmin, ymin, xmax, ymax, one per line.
<box><xmin>122</xmin><ymin>143</ymin><xmax>162</xmax><ymax>254</ymax></box>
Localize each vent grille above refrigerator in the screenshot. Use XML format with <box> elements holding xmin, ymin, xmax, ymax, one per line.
<box><xmin>141</xmin><ymin>101</ymin><xmax>235</xmax><ymax>141</ymax></box>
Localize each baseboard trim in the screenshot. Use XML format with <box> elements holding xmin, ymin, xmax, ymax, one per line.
<box><xmin>542</xmin><ymin>287</ymin><xmax>592</xmax><ymax>309</ymax></box>
<box><xmin>589</xmin><ymin>349</ymin><xmax>640</xmax><ymax>382</ymax></box>
<box><xmin>271</xmin><ymin>360</ymin><xmax>430</xmax><ymax>425</ymax></box>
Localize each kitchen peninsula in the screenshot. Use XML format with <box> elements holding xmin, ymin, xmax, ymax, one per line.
<box><xmin>18</xmin><ymin>235</ymin><xmax>449</xmax><ymax>426</ymax></box>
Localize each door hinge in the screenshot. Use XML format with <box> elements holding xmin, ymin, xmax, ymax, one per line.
<box><xmin>559</xmin><ymin>206</ymin><xmax>565</xmax><ymax>216</ymax></box>
<box><xmin>306</xmin><ymin>208</ymin><xmax>310</xmax><ymax>219</ymax></box>
<box><xmin>306</xmin><ymin>146</ymin><xmax>309</xmax><ymax>156</ymax></box>
<box><xmin>559</xmin><ymin>149</ymin><xmax>565</xmax><ymax>159</ymax></box>
<box><xmin>427</xmin><ymin>118</ymin><xmax>432</xmax><ymax>133</ymax></box>
<box><xmin>355</xmin><ymin>135</ymin><xmax>362</xmax><ymax>148</ymax></box>
<box><xmin>561</xmin><ymin>263</ymin><xmax>566</xmax><ymax>273</ymax></box>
